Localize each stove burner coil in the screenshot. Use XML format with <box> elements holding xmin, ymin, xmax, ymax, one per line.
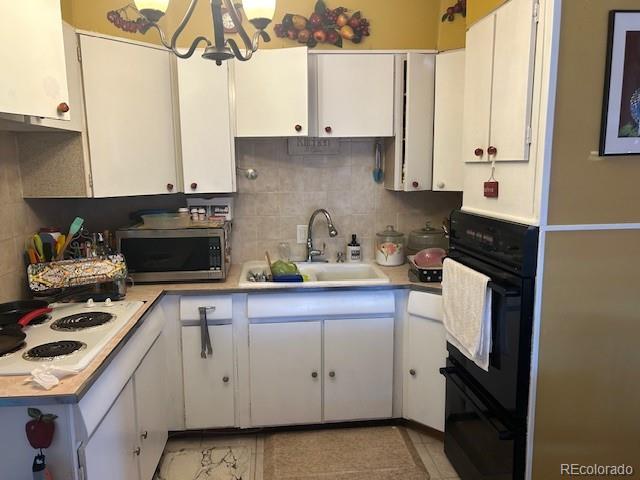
<box><xmin>23</xmin><ymin>341</ymin><xmax>87</xmax><ymax>361</ymax></box>
<box><xmin>51</xmin><ymin>312</ymin><xmax>115</xmax><ymax>332</ymax></box>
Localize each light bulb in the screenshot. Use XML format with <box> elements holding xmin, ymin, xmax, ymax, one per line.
<box><xmin>134</xmin><ymin>0</ymin><xmax>170</xmax><ymax>22</ymax></box>
<box><xmin>242</xmin><ymin>0</ymin><xmax>276</xmax><ymax>23</ymax></box>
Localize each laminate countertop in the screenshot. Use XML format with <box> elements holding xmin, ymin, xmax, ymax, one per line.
<box><xmin>0</xmin><ymin>264</ymin><xmax>441</xmax><ymax>405</ymax></box>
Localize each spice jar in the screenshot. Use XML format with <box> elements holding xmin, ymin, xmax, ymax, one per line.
<box><xmin>375</xmin><ymin>225</ymin><xmax>406</xmax><ymax>266</ymax></box>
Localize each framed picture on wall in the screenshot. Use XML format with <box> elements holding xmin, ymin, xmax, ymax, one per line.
<box><xmin>600</xmin><ymin>10</ymin><xmax>640</xmax><ymax>156</ymax></box>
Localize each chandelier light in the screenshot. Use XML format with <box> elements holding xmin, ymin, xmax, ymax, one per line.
<box><xmin>134</xmin><ymin>0</ymin><xmax>275</xmax><ymax>64</ymax></box>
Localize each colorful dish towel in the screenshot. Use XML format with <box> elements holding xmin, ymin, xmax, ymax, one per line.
<box><xmin>442</xmin><ymin>258</ymin><xmax>492</xmax><ymax>371</ymax></box>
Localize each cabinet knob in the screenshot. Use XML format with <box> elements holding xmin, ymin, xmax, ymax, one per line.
<box><xmin>437</xmin><ymin>182</ymin><xmax>445</xmax><ymax>189</ymax></box>
<box><xmin>295</xmin><ymin>124</ymin><xmax>302</xmax><ymax>132</ymax></box>
<box><xmin>311</xmin><ymin>371</ymin><xmax>318</xmax><ymax>378</ymax></box>
<box><xmin>329</xmin><ymin>371</ymin><xmax>336</xmax><ymax>378</ymax></box>
<box><xmin>474</xmin><ymin>148</ymin><xmax>484</xmax><ymax>157</ymax></box>
<box><xmin>487</xmin><ymin>146</ymin><xmax>498</xmax><ymax>156</ymax></box>
<box><xmin>167</xmin><ymin>183</ymin><xmax>174</xmax><ymax>191</ymax></box>
<box><xmin>409</xmin><ymin>369</ymin><xmax>416</xmax><ymax>376</ymax></box>
<box><xmin>223</xmin><ymin>376</ymin><xmax>230</xmax><ymax>383</ymax></box>
<box><xmin>325</xmin><ymin>126</ymin><xmax>332</xmax><ymax>134</ymax></box>
<box><xmin>57</xmin><ymin>102</ymin><xmax>70</xmax><ymax>113</ymax></box>
<box><xmin>141</xmin><ymin>431</ymin><xmax>148</xmax><ymax>440</ymax></box>
<box><xmin>412</xmin><ymin>181</ymin><xmax>419</xmax><ymax>189</ymax></box>
<box><xmin>133</xmin><ymin>447</ymin><xmax>141</xmax><ymax>456</ymax></box>
<box><xmin>190</xmin><ymin>182</ymin><xmax>198</xmax><ymax>190</ymax></box>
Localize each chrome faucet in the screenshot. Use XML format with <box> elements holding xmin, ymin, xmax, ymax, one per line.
<box><xmin>306</xmin><ymin>209</ymin><xmax>338</xmax><ymax>262</ymax></box>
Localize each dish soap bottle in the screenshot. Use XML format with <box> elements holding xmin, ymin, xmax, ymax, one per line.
<box><xmin>347</xmin><ymin>234</ymin><xmax>362</xmax><ymax>263</ymax></box>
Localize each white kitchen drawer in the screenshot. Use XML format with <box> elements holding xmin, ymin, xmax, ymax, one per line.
<box><xmin>407</xmin><ymin>291</ymin><xmax>443</xmax><ymax>322</ymax></box>
<box><xmin>247</xmin><ymin>291</ymin><xmax>395</xmax><ymax>320</ymax></box>
<box><xmin>179</xmin><ymin>295</ymin><xmax>233</xmax><ymax>322</ymax></box>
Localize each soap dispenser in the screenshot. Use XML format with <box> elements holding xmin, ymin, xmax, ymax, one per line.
<box><xmin>347</xmin><ymin>234</ymin><xmax>362</xmax><ymax>263</ymax></box>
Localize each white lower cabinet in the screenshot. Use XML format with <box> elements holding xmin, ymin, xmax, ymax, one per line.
<box><xmin>83</xmin><ymin>337</ymin><xmax>168</xmax><ymax>480</ymax></box>
<box><xmin>404</xmin><ymin>292</ymin><xmax>447</xmax><ymax>431</ymax></box>
<box><xmin>182</xmin><ymin>324</ymin><xmax>236</xmax><ymax>429</ymax></box>
<box><xmin>84</xmin><ymin>380</ymin><xmax>139</xmax><ymax>480</ymax></box>
<box><xmin>324</xmin><ymin>318</ymin><xmax>394</xmax><ymax>422</ymax></box>
<box><xmin>134</xmin><ymin>338</ymin><xmax>169</xmax><ymax>480</ymax></box>
<box><xmin>249</xmin><ymin>321</ymin><xmax>322</xmax><ymax>426</ymax></box>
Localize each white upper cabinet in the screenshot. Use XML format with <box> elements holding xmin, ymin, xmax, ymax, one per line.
<box><xmin>79</xmin><ymin>34</ymin><xmax>178</xmax><ymax>197</ymax></box>
<box><xmin>176</xmin><ymin>54</ymin><xmax>235</xmax><ymax>193</ymax></box>
<box><xmin>0</xmin><ymin>1</ymin><xmax>69</xmax><ymax>120</ymax></box>
<box><xmin>234</xmin><ymin>47</ymin><xmax>309</xmax><ymax>137</ymax></box>
<box><xmin>384</xmin><ymin>53</ymin><xmax>435</xmax><ymax>192</ymax></box>
<box><xmin>315</xmin><ymin>54</ymin><xmax>395</xmax><ymax>138</ymax></box>
<box><xmin>462</xmin><ymin>0</ymin><xmax>538</xmax><ymax>163</ymax></box>
<box><xmin>433</xmin><ymin>49</ymin><xmax>465</xmax><ymax>192</ymax></box>
<box><xmin>323</xmin><ymin>317</ymin><xmax>394</xmax><ymax>422</ymax></box>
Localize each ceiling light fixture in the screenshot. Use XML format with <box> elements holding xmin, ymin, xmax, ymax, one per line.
<box><xmin>134</xmin><ymin>0</ymin><xmax>275</xmax><ymax>65</ymax></box>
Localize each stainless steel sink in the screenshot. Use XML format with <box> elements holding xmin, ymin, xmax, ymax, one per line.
<box><xmin>239</xmin><ymin>261</ymin><xmax>390</xmax><ymax>288</ymax></box>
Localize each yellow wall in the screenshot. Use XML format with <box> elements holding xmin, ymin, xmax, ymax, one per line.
<box><xmin>467</xmin><ymin>0</ymin><xmax>506</xmax><ymax>25</ymax></box>
<box><xmin>62</xmin><ymin>0</ymin><xmax>444</xmax><ymax>50</ymax></box>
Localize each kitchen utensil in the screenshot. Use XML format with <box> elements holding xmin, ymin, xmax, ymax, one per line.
<box><xmin>373</xmin><ymin>139</ymin><xmax>384</xmax><ymax>183</ymax></box>
<box><xmin>0</xmin><ymin>300</ymin><xmax>49</xmax><ymax>326</ymax></box>
<box><xmin>27</xmin><ymin>249</ymin><xmax>37</xmax><ymax>265</ymax></box>
<box><xmin>56</xmin><ymin>217</ymin><xmax>84</xmax><ymax>261</ymax></box>
<box><xmin>265</xmin><ymin>251</ymin><xmax>274</xmax><ymax>278</ymax></box>
<box><xmin>408</xmin><ymin>255</ymin><xmax>443</xmax><ymax>283</ymax></box>
<box><xmin>406</xmin><ymin>221</ymin><xmax>448</xmax><ymax>256</ymax></box>
<box><xmin>375</xmin><ymin>225</ymin><xmax>406</xmax><ymax>267</ymax></box>
<box><xmin>55</xmin><ymin>235</ymin><xmax>66</xmax><ymax>257</ymax></box>
<box><xmin>32</xmin><ymin>235</ymin><xmax>44</xmax><ymax>262</ymax></box>
<box><xmin>414</xmin><ymin>248</ymin><xmax>447</xmax><ymax>268</ymax></box>
<box><xmin>0</xmin><ymin>307</ymin><xmax>52</xmax><ymax>356</ymax></box>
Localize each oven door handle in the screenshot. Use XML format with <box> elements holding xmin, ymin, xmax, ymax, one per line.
<box><xmin>440</xmin><ymin>367</ymin><xmax>515</xmax><ymax>441</ymax></box>
<box><xmin>198</xmin><ymin>306</ymin><xmax>215</xmax><ymax>359</ymax></box>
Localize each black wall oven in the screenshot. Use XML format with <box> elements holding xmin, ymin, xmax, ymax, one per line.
<box><xmin>440</xmin><ymin>210</ymin><xmax>538</xmax><ymax>480</ymax></box>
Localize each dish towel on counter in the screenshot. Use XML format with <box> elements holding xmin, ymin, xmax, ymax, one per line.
<box><xmin>24</xmin><ymin>365</ymin><xmax>79</xmax><ymax>390</ymax></box>
<box><xmin>442</xmin><ymin>258</ymin><xmax>492</xmax><ymax>371</ymax></box>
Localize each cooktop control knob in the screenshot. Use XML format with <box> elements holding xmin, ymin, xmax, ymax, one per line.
<box><xmin>104</xmin><ymin>298</ymin><xmax>113</xmax><ymax>307</ymax></box>
<box><xmin>85</xmin><ymin>299</ymin><xmax>95</xmax><ymax>308</ymax></box>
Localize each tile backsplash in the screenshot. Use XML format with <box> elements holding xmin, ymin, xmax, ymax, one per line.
<box><xmin>232</xmin><ymin>138</ymin><xmax>462</xmax><ymax>263</ymax></box>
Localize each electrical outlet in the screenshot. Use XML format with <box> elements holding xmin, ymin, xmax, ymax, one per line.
<box><xmin>297</xmin><ymin>225</ymin><xmax>308</xmax><ymax>244</ymax></box>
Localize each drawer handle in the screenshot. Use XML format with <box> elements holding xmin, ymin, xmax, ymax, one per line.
<box><xmin>57</xmin><ymin>102</ymin><xmax>70</xmax><ymax>113</ymax></box>
<box><xmin>487</xmin><ymin>146</ymin><xmax>498</xmax><ymax>156</ymax></box>
<box><xmin>190</xmin><ymin>182</ymin><xmax>198</xmax><ymax>190</ymax></box>
<box><xmin>198</xmin><ymin>306</ymin><xmax>215</xmax><ymax>359</ymax></box>
<box><xmin>329</xmin><ymin>371</ymin><xmax>336</xmax><ymax>378</ymax></box>
<box><xmin>295</xmin><ymin>124</ymin><xmax>302</xmax><ymax>132</ymax></box>
<box><xmin>325</xmin><ymin>126</ymin><xmax>332</xmax><ymax>134</ymax></box>
<box><xmin>222</xmin><ymin>376</ymin><xmax>230</xmax><ymax>383</ymax></box>
<box><xmin>133</xmin><ymin>447</ymin><xmax>141</xmax><ymax>456</ymax></box>
<box><xmin>474</xmin><ymin>148</ymin><xmax>484</xmax><ymax>157</ymax></box>
<box><xmin>409</xmin><ymin>369</ymin><xmax>416</xmax><ymax>376</ymax></box>
<box><xmin>311</xmin><ymin>371</ymin><xmax>318</xmax><ymax>378</ymax></box>
<box><xmin>167</xmin><ymin>183</ymin><xmax>174</xmax><ymax>192</ymax></box>
<box><xmin>141</xmin><ymin>431</ymin><xmax>148</xmax><ymax>440</ymax></box>
<box><xmin>412</xmin><ymin>181</ymin><xmax>419</xmax><ymax>189</ymax></box>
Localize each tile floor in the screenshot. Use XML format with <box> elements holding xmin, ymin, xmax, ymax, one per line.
<box><xmin>155</xmin><ymin>425</ymin><xmax>460</xmax><ymax>480</ymax></box>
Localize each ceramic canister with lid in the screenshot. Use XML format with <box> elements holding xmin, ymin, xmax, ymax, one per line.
<box><xmin>375</xmin><ymin>225</ymin><xmax>406</xmax><ymax>266</ymax></box>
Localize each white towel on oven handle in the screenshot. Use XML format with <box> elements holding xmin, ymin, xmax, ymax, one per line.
<box><xmin>442</xmin><ymin>258</ymin><xmax>492</xmax><ymax>371</ymax></box>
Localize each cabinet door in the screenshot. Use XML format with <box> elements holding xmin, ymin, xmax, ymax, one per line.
<box><xmin>0</xmin><ymin>1</ymin><xmax>69</xmax><ymax>119</ymax></box>
<box><xmin>249</xmin><ymin>321</ymin><xmax>321</xmax><ymax>426</ymax></box>
<box><xmin>235</xmin><ymin>47</ymin><xmax>309</xmax><ymax>137</ymax></box>
<box><xmin>182</xmin><ymin>324</ymin><xmax>235</xmax><ymax>428</ymax></box>
<box><xmin>404</xmin><ymin>53</ymin><xmax>435</xmax><ymax>191</ymax></box>
<box><xmin>29</xmin><ymin>23</ymin><xmax>83</xmax><ymax>132</ymax></box>
<box><xmin>80</xmin><ymin>34</ymin><xmax>178</xmax><ymax>197</ymax></box>
<box><xmin>462</xmin><ymin>14</ymin><xmax>495</xmax><ymax>163</ymax></box>
<box><xmin>317</xmin><ymin>54</ymin><xmax>395</xmax><ymax>137</ymax></box>
<box><xmin>433</xmin><ymin>50</ymin><xmax>465</xmax><ymax>192</ymax></box>
<box><xmin>134</xmin><ymin>337</ymin><xmax>169</xmax><ymax>480</ymax></box>
<box><xmin>405</xmin><ymin>313</ymin><xmax>447</xmax><ymax>432</ymax></box>
<box><xmin>83</xmin><ymin>380</ymin><xmax>139</xmax><ymax>480</ymax></box>
<box><xmin>489</xmin><ymin>0</ymin><xmax>537</xmax><ymax>162</ymax></box>
<box><xmin>177</xmin><ymin>54</ymin><xmax>235</xmax><ymax>193</ymax></box>
<box><xmin>323</xmin><ymin>317</ymin><xmax>394</xmax><ymax>422</ymax></box>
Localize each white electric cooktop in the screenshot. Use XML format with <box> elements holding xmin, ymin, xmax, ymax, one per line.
<box><xmin>0</xmin><ymin>300</ymin><xmax>144</xmax><ymax>376</ymax></box>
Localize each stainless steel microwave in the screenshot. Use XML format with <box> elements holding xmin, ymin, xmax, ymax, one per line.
<box><xmin>116</xmin><ymin>224</ymin><xmax>231</xmax><ymax>283</ymax></box>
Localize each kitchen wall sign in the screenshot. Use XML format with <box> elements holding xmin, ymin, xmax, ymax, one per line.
<box><xmin>600</xmin><ymin>10</ymin><xmax>640</xmax><ymax>156</ymax></box>
<box><xmin>287</xmin><ymin>138</ymin><xmax>340</xmax><ymax>155</ymax></box>
<box><xmin>273</xmin><ymin>0</ymin><xmax>370</xmax><ymax>48</ymax></box>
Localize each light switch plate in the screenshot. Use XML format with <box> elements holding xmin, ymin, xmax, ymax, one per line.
<box><xmin>297</xmin><ymin>225</ymin><xmax>308</xmax><ymax>244</ymax></box>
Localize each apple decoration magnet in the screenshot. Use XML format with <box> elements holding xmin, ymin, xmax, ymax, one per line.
<box><xmin>26</xmin><ymin>408</ymin><xmax>57</xmax><ymax>480</ymax></box>
<box><xmin>484</xmin><ymin>164</ymin><xmax>499</xmax><ymax>198</ymax></box>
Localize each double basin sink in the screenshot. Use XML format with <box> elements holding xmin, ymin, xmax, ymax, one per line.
<box><xmin>238</xmin><ymin>261</ymin><xmax>390</xmax><ymax>288</ymax></box>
